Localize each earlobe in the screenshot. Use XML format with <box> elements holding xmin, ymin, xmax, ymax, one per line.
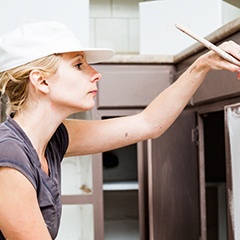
<box><xmin>29</xmin><ymin>70</ymin><xmax>49</xmax><ymax>94</ymax></box>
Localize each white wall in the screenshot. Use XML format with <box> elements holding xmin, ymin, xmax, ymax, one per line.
<box><xmin>1</xmin><ymin>0</ymin><xmax>239</xmax><ymax>55</ymax></box>
<box><xmin>222</xmin><ymin>1</ymin><xmax>240</xmax><ymax>23</ymax></box>
<box><xmin>90</xmin><ymin>0</ymin><xmax>239</xmax><ymax>55</ymax></box>
<box><xmin>140</xmin><ymin>0</ymin><xmax>223</xmax><ymax>55</ymax></box>
<box><xmin>90</xmin><ymin>0</ymin><xmax>145</xmax><ymax>53</ymax></box>
<box><xmin>0</xmin><ymin>0</ymin><xmax>89</xmax><ymax>47</ymax></box>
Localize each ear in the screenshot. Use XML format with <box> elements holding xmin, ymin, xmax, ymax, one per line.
<box><xmin>29</xmin><ymin>70</ymin><xmax>49</xmax><ymax>94</ymax></box>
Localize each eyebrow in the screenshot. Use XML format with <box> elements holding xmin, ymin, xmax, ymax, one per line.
<box><xmin>72</xmin><ymin>53</ymin><xmax>85</xmax><ymax>61</ymax></box>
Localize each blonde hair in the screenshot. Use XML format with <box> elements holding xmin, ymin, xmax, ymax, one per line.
<box><xmin>0</xmin><ymin>54</ymin><xmax>61</xmax><ymax>115</ymax></box>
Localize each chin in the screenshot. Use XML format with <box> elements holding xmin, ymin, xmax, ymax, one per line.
<box><xmin>78</xmin><ymin>102</ymin><xmax>95</xmax><ymax>112</ymax></box>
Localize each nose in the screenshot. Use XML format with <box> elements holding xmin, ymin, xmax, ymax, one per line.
<box><xmin>89</xmin><ymin>65</ymin><xmax>102</xmax><ymax>83</ymax></box>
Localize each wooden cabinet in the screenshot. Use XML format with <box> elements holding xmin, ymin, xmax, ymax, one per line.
<box><xmin>176</xmin><ymin>29</ymin><xmax>240</xmax><ymax>240</ymax></box>
<box><xmin>91</xmin><ymin>27</ymin><xmax>240</xmax><ymax>240</ymax></box>
<box><xmin>91</xmin><ymin>64</ymin><xmax>202</xmax><ymax>240</ymax></box>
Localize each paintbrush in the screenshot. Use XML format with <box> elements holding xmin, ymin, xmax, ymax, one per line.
<box><xmin>175</xmin><ymin>23</ymin><xmax>240</xmax><ymax>67</ymax></box>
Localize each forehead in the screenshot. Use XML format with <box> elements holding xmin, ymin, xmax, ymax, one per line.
<box><xmin>61</xmin><ymin>51</ymin><xmax>85</xmax><ymax>60</ymax></box>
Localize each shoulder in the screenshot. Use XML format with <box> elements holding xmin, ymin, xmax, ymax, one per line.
<box><xmin>0</xmin><ymin>136</ymin><xmax>27</xmax><ymax>161</ymax></box>
<box><xmin>0</xmin><ymin>138</ymin><xmax>37</xmax><ymax>189</ymax></box>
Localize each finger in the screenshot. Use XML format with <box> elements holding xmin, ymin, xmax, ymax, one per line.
<box><xmin>238</xmin><ymin>69</ymin><xmax>240</xmax><ymax>80</ymax></box>
<box><xmin>219</xmin><ymin>41</ymin><xmax>240</xmax><ymax>61</ymax></box>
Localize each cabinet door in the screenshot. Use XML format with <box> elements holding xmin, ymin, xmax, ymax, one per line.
<box><xmin>147</xmin><ymin>109</ymin><xmax>200</xmax><ymax>240</ymax></box>
<box><xmin>225</xmin><ymin>103</ymin><xmax>240</xmax><ymax>240</ymax></box>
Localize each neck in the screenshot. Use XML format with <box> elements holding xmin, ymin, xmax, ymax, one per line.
<box><xmin>13</xmin><ymin>104</ymin><xmax>69</xmax><ymax>158</ymax></box>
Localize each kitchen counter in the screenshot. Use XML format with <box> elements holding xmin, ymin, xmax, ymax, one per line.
<box><xmin>105</xmin><ymin>17</ymin><xmax>240</xmax><ymax>64</ymax></box>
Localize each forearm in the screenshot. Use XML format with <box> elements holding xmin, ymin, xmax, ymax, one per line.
<box><xmin>141</xmin><ymin>55</ymin><xmax>210</xmax><ymax>139</ymax></box>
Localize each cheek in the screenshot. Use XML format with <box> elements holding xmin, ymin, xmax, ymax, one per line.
<box><xmin>49</xmin><ymin>72</ymin><xmax>90</xmax><ymax>102</ymax></box>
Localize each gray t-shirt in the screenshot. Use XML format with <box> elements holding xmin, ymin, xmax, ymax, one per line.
<box><xmin>0</xmin><ymin>116</ymin><xmax>69</xmax><ymax>239</ymax></box>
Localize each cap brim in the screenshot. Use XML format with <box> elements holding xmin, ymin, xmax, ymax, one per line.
<box><xmin>83</xmin><ymin>48</ymin><xmax>115</xmax><ymax>64</ymax></box>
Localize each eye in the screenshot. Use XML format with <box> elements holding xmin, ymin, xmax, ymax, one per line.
<box><xmin>75</xmin><ymin>62</ymin><xmax>83</xmax><ymax>69</ymax></box>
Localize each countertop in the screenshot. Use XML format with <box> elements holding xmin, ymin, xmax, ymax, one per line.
<box><xmin>105</xmin><ymin>17</ymin><xmax>240</xmax><ymax>64</ymax></box>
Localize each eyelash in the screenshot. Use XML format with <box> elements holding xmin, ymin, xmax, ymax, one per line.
<box><xmin>75</xmin><ymin>62</ymin><xmax>83</xmax><ymax>69</ymax></box>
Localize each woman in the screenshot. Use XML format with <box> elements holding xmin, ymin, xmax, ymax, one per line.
<box><xmin>0</xmin><ymin>21</ymin><xmax>239</xmax><ymax>239</ymax></box>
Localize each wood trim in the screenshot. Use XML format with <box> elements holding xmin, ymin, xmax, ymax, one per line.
<box><xmin>147</xmin><ymin>139</ymin><xmax>154</xmax><ymax>240</ymax></box>
<box><xmin>61</xmin><ymin>194</ymin><xmax>94</xmax><ymax>204</ymax></box>
<box><xmin>197</xmin><ymin>114</ymin><xmax>207</xmax><ymax>240</ymax></box>
<box><xmin>92</xmin><ymin>153</ymin><xmax>104</xmax><ymax>240</ymax></box>
<box><xmin>137</xmin><ymin>141</ymin><xmax>149</xmax><ymax>240</ymax></box>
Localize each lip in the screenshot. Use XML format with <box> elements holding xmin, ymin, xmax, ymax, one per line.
<box><xmin>89</xmin><ymin>89</ymin><xmax>98</xmax><ymax>95</ymax></box>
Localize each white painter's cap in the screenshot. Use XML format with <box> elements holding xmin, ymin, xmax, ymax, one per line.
<box><xmin>0</xmin><ymin>21</ymin><xmax>115</xmax><ymax>72</ymax></box>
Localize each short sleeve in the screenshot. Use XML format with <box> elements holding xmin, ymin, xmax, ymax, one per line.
<box><xmin>0</xmin><ymin>140</ymin><xmax>37</xmax><ymax>189</ymax></box>
<box><xmin>49</xmin><ymin>123</ymin><xmax>69</xmax><ymax>160</ymax></box>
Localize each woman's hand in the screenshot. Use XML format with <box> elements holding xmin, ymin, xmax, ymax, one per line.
<box><xmin>199</xmin><ymin>40</ymin><xmax>240</xmax><ymax>75</ymax></box>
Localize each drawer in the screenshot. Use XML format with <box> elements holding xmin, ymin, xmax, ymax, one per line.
<box><xmin>93</xmin><ymin>64</ymin><xmax>174</xmax><ymax>108</ymax></box>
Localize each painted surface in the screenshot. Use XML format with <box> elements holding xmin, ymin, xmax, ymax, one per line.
<box><xmin>225</xmin><ymin>104</ymin><xmax>240</xmax><ymax>239</ymax></box>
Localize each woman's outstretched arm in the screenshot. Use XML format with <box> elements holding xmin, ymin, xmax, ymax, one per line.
<box><xmin>64</xmin><ymin>41</ymin><xmax>240</xmax><ymax>157</ymax></box>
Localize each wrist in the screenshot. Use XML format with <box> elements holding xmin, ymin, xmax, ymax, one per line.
<box><xmin>189</xmin><ymin>54</ymin><xmax>211</xmax><ymax>76</ymax></box>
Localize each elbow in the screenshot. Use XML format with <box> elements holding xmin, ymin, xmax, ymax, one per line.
<box><xmin>147</xmin><ymin>123</ymin><xmax>165</xmax><ymax>140</ymax></box>
<box><xmin>140</xmin><ymin>113</ymin><xmax>166</xmax><ymax>140</ymax></box>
